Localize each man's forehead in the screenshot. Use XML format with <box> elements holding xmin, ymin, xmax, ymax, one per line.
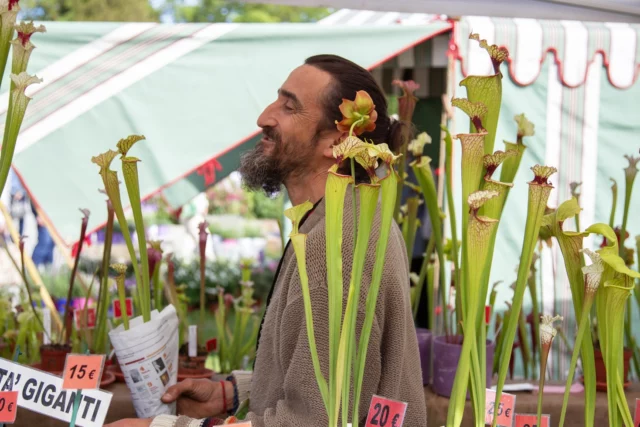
<box><xmin>280</xmin><ymin>65</ymin><xmax>332</xmax><ymax>106</ymax></box>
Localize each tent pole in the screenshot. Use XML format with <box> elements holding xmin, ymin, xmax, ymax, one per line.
<box><xmin>33</xmin><ymin>205</ymin><xmax>90</xmax><ymax>295</ymax></box>
<box><xmin>0</xmin><ymin>201</ymin><xmax>63</xmax><ymax>330</ymax></box>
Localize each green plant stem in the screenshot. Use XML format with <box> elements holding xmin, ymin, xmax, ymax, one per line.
<box><xmin>116</xmin><ymin>274</ymin><xmax>129</xmax><ymax>330</ymax></box>
<box><xmin>559</xmin><ymin>293</ymin><xmax>595</xmax><ymax>427</ymax></box>
<box><xmin>341</xmin><ymin>184</ymin><xmax>380</xmax><ymax>426</ymax></box>
<box><xmin>122</xmin><ymin>160</ymin><xmax>151</xmax><ymax>322</ymax></box>
<box><xmin>403</xmin><ymin>197</ymin><xmax>420</xmax><ymax>268</ymax></box>
<box><xmin>94</xmin><ymin>202</ymin><xmax>114</xmax><ymax>354</ymax></box>
<box><xmin>413</xmin><ymin>159</ymin><xmax>448</xmax><ymax>336</ymax></box>
<box><xmin>325</xmin><ymin>172</ymin><xmax>350</xmax><ymax>427</ymax></box>
<box><xmin>537</xmin><ymin>344</ymin><xmax>550</xmax><ymax>427</ymax></box>
<box><xmin>153</xmin><ymin>262</ymin><xmax>162</xmax><ymax>311</ymax></box>
<box><xmin>619</xmin><ymin>172</ymin><xmax>635</xmax><ymax>258</ymax></box>
<box><xmin>413</xmin><ymin>237</ymin><xmax>435</xmax><ymax>320</ymax></box>
<box><xmin>609</xmin><ymin>179</ymin><xmax>617</xmax><ymax>228</ymax></box>
<box><xmin>492</xmin><ymin>172</ymin><xmax>553</xmax><ymax>427</ymax></box>
<box><xmin>518</xmin><ymin>310</ymin><xmax>531</xmax><ymax>379</ymax></box>
<box><xmin>352</xmin><ymin>172</ymin><xmax>397</xmax><ymax>425</ymax></box>
<box><xmin>528</xmin><ymin>269</ymin><xmax>541</xmax><ymax>374</ymax></box>
<box><xmin>441</xmin><ymin>126</ymin><xmax>462</xmax><ymax>334</ymax></box>
<box><xmin>447</xmin><ymin>197</ymin><xmax>497</xmax><ymax>427</ymax></box>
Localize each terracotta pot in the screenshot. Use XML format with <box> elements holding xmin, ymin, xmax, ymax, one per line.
<box><xmin>177</xmin><ymin>367</ymin><xmax>214</xmax><ymax>381</ymax></box>
<box><xmin>594</xmin><ymin>348</ymin><xmax>632</xmax><ymax>391</ymax></box>
<box><xmin>39</xmin><ymin>344</ymin><xmax>71</xmax><ymax>373</ymax></box>
<box><xmin>179</xmin><ymin>354</ymin><xmax>208</xmax><ymax>370</ymax></box>
<box><xmin>431</xmin><ymin>335</ymin><xmax>495</xmax><ymax>398</ymax></box>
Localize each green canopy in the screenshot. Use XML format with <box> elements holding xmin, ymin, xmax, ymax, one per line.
<box><xmin>4</xmin><ymin>21</ymin><xmax>451</xmax><ymax>243</ymax></box>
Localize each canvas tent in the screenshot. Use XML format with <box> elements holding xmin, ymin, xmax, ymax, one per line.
<box><xmin>3</xmin><ymin>20</ymin><xmax>452</xmax><ymax>244</ymax></box>
<box><xmin>245</xmin><ymin>0</ymin><xmax>640</xmax><ymax>23</ymax></box>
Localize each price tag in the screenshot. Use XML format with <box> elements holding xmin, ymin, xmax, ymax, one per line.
<box><xmin>62</xmin><ymin>354</ymin><xmax>105</xmax><ymax>390</ymax></box>
<box><xmin>365</xmin><ymin>395</ymin><xmax>408</xmax><ymax>427</ymax></box>
<box><xmin>485</xmin><ymin>305</ymin><xmax>491</xmax><ymax>324</ymax></box>
<box><xmin>74</xmin><ymin>308</ymin><xmax>97</xmax><ymax>330</ymax></box>
<box><xmin>485</xmin><ymin>389</ymin><xmax>516</xmax><ymax>427</ymax></box>
<box><xmin>113</xmin><ymin>298</ymin><xmax>133</xmax><ymax>319</ymax></box>
<box><xmin>206</xmin><ymin>338</ymin><xmax>217</xmax><ymax>353</ymax></box>
<box><xmin>514</xmin><ymin>414</ymin><xmax>550</xmax><ymax>427</ymax></box>
<box><xmin>0</xmin><ymin>391</ymin><xmax>19</xmax><ymax>423</ymax></box>
<box><xmin>188</xmin><ymin>325</ymin><xmax>198</xmax><ymax>357</ymax></box>
<box><xmin>634</xmin><ymin>398</ymin><xmax>639</xmax><ymax>427</ymax></box>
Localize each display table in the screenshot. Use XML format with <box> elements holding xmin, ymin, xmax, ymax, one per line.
<box><xmin>426</xmin><ymin>383</ymin><xmax>640</xmax><ymax>427</ymax></box>
<box><xmin>12</xmin><ymin>381</ymin><xmax>640</xmax><ymax>426</ymax></box>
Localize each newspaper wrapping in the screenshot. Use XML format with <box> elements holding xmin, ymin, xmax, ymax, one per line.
<box><xmin>109</xmin><ymin>305</ymin><xmax>179</xmax><ymax>418</ymax></box>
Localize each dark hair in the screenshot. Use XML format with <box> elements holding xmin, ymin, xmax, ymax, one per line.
<box><xmin>305</xmin><ymin>54</ymin><xmax>409</xmax><ymax>181</ymax></box>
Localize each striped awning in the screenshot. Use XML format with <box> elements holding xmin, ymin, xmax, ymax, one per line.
<box><xmin>5</xmin><ymin>21</ymin><xmax>452</xmax><ymax>244</ymax></box>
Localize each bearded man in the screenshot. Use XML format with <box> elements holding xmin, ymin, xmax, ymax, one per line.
<box><xmin>106</xmin><ymin>54</ymin><xmax>427</xmax><ymax>427</ymax></box>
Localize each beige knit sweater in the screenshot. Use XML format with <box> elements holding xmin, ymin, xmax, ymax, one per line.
<box><xmin>244</xmin><ymin>190</ymin><xmax>426</xmax><ymax>426</ymax></box>
<box><xmin>152</xmin><ymin>190</ymin><xmax>427</xmax><ymax>427</ymax></box>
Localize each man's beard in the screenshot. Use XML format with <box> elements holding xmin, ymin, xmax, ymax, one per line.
<box><xmin>238</xmin><ymin>127</ymin><xmax>316</xmax><ymax>196</ymax></box>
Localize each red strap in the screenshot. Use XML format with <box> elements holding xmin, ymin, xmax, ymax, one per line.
<box><xmin>220</xmin><ymin>380</ymin><xmax>227</xmax><ymax>413</ymax></box>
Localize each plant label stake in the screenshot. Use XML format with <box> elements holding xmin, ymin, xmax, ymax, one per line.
<box><xmin>0</xmin><ymin>391</ymin><xmax>19</xmax><ymax>424</ymax></box>
<box><xmin>74</xmin><ymin>308</ymin><xmax>96</xmax><ymax>330</ymax></box>
<box><xmin>365</xmin><ymin>395</ymin><xmax>408</xmax><ymax>427</ymax></box>
<box><xmin>514</xmin><ymin>413</ymin><xmax>549</xmax><ymax>427</ymax></box>
<box><xmin>485</xmin><ymin>389</ymin><xmax>516</xmax><ymax>427</ymax></box>
<box><xmin>113</xmin><ymin>298</ymin><xmax>133</xmax><ymax>319</ymax></box>
<box><xmin>188</xmin><ymin>325</ymin><xmax>198</xmax><ymax>357</ymax></box>
<box><xmin>635</xmin><ymin>398</ymin><xmax>639</xmax><ymax>427</ymax></box>
<box><xmin>43</xmin><ymin>308</ymin><xmax>51</xmax><ymax>345</ymax></box>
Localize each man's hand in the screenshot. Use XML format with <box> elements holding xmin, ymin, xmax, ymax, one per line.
<box><xmin>161</xmin><ymin>378</ymin><xmax>233</xmax><ymax>419</ymax></box>
<box><xmin>104</xmin><ymin>418</ymin><xmax>152</xmax><ymax>427</ymax></box>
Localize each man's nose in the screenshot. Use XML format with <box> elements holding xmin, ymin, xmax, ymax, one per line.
<box><xmin>257</xmin><ymin>102</ymin><xmax>277</xmax><ymax>129</ymax></box>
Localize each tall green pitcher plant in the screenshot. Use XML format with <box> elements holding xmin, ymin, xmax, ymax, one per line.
<box><xmin>286</xmin><ymin>90</ymin><xmax>400</xmax><ymax>427</ymax></box>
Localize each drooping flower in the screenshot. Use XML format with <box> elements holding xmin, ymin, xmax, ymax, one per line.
<box><xmin>539</xmin><ymin>314</ymin><xmax>562</xmax><ymax>346</ymax></box>
<box><xmin>392</xmin><ymin>79</ymin><xmax>420</xmax><ymax>123</ymax></box>
<box><xmin>408</xmin><ymin>132</ymin><xmax>431</xmax><ymax>157</ymax></box>
<box><xmin>335</xmin><ymin>90</ymin><xmax>377</xmax><ymax>136</ymax></box>
<box><xmin>514</xmin><ymin>113</ymin><xmax>535</xmax><ymax>144</ymax></box>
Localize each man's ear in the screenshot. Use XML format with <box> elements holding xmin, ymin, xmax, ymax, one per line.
<box><xmin>321</xmin><ymin>130</ymin><xmax>347</xmax><ymax>159</ymax></box>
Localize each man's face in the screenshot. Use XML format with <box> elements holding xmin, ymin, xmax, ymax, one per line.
<box><xmin>239</xmin><ymin>65</ymin><xmax>335</xmax><ymax>195</ymax></box>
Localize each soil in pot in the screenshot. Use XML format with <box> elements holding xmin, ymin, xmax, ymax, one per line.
<box><xmin>431</xmin><ymin>335</ymin><xmax>495</xmax><ymax>398</ymax></box>
<box><xmin>39</xmin><ymin>344</ymin><xmax>72</xmax><ymax>373</ymax></box>
<box><xmin>179</xmin><ymin>343</ymin><xmax>208</xmax><ymax>370</ymax></box>
<box><xmin>416</xmin><ymin>328</ymin><xmax>432</xmax><ymax>386</ymax></box>
<box><xmin>593</xmin><ymin>348</ymin><xmax>632</xmax><ymax>391</ymax></box>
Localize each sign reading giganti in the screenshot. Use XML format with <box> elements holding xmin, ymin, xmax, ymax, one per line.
<box><xmin>0</xmin><ymin>358</ymin><xmax>112</xmax><ymax>427</ymax></box>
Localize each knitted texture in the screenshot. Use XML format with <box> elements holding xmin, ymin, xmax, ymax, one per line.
<box><xmin>247</xmin><ymin>189</ymin><xmax>427</xmax><ymax>426</ymax></box>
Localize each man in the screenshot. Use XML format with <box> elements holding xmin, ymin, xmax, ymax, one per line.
<box><xmin>107</xmin><ymin>54</ymin><xmax>426</xmax><ymax>427</ymax></box>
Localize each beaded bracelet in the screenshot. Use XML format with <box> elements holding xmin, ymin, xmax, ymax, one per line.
<box><xmin>226</xmin><ymin>375</ymin><xmax>240</xmax><ymax>416</ymax></box>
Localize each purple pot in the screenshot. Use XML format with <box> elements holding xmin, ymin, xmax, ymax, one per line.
<box><xmin>416</xmin><ymin>328</ymin><xmax>432</xmax><ymax>385</ymax></box>
<box><xmin>431</xmin><ymin>335</ymin><xmax>495</xmax><ymax>398</ymax></box>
